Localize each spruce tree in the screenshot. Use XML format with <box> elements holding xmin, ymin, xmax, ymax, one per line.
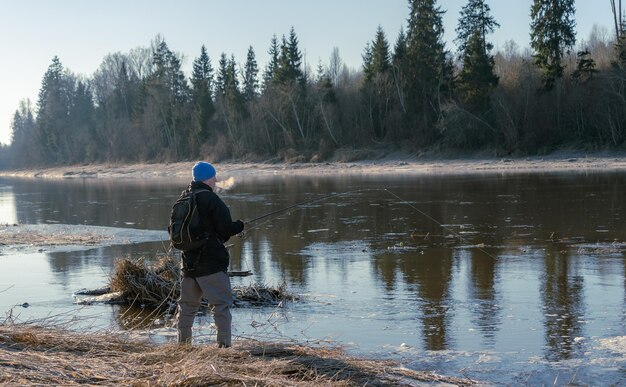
<box><xmin>404</xmin><ymin>0</ymin><xmax>448</xmax><ymax>144</ymax></box>
<box><xmin>262</xmin><ymin>35</ymin><xmax>279</xmax><ymax>89</ymax></box>
<box><xmin>242</xmin><ymin>46</ymin><xmax>259</xmax><ymax>102</ymax></box>
<box><xmin>10</xmin><ymin>100</ymin><xmax>37</xmax><ymax>166</ymax></box>
<box><xmin>391</xmin><ymin>28</ymin><xmax>408</xmax><ymax>114</ymax></box>
<box><xmin>275</xmin><ymin>27</ymin><xmax>303</xmax><ymax>86</ymax></box>
<box><xmin>69</xmin><ymin>80</ymin><xmax>97</xmax><ymax>162</ymax></box>
<box><xmin>530</xmin><ymin>0</ymin><xmax>576</xmax><ymax>91</ymax></box>
<box><xmin>363</xmin><ymin>26</ymin><xmax>391</xmax><ymax>82</ymax></box>
<box><xmin>392</xmin><ymin>27</ymin><xmax>407</xmax><ymax>69</ymax></box>
<box><xmin>190</xmin><ymin>45</ymin><xmax>215</xmax><ymax>143</ymax></box>
<box><xmin>362</xmin><ymin>42</ymin><xmax>373</xmax><ymax>79</ymax></box>
<box><xmin>362</xmin><ymin>26</ymin><xmax>393</xmax><ymax>139</ymax></box>
<box><xmin>455</xmin><ymin>0</ymin><xmax>499</xmax><ymax>56</ymax></box>
<box><xmin>36</xmin><ymin>56</ymin><xmax>70</xmax><ymax>163</ymax></box>
<box><xmin>455</xmin><ymin>0</ymin><xmax>499</xmax><ymax>112</ymax></box>
<box><xmin>572</xmin><ymin>49</ymin><xmax>597</xmax><ymax>82</ymax></box>
<box><xmin>225</xmin><ymin>55</ymin><xmax>242</xmax><ymax>107</ymax></box>
<box><xmin>286</xmin><ymin>27</ymin><xmax>304</xmax><ymax>85</ymax></box>
<box><xmin>216</xmin><ymin>53</ymin><xmax>228</xmax><ymax>98</ymax></box>
<box><xmin>140</xmin><ymin>37</ymin><xmax>192</xmax><ymax>158</ymax></box>
<box><xmin>216</xmin><ymin>52</ymin><xmax>243</xmax><ymax>118</ymax></box>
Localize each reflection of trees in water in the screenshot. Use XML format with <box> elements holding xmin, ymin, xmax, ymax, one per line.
<box><xmin>373</xmin><ymin>247</ymin><xmax>455</xmax><ymax>351</ymax></box>
<box><xmin>541</xmin><ymin>248</ymin><xmax>585</xmax><ymax>361</ymax></box>
<box><xmin>46</xmin><ymin>243</ymin><xmax>164</xmax><ymax>281</ymax></box>
<box><xmin>12</xmin><ymin>178</ymin><xmax>178</xmax><ymax>229</ymax></box>
<box><xmin>468</xmin><ymin>248</ymin><xmax>501</xmax><ymax>347</ymax></box>
<box><xmin>409</xmin><ymin>248</ymin><xmax>454</xmax><ymax>350</ymax></box>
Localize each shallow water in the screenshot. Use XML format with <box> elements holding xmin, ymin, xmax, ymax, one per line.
<box><xmin>0</xmin><ymin>172</ymin><xmax>625</xmax><ymax>385</ymax></box>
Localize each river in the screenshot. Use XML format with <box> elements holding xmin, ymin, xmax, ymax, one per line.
<box><xmin>0</xmin><ymin>172</ymin><xmax>624</xmax><ymax>385</ymax></box>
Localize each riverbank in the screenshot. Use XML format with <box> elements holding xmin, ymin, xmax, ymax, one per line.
<box><xmin>2</xmin><ymin>152</ymin><xmax>626</xmax><ymax>180</ymax></box>
<box><xmin>0</xmin><ymin>323</ymin><xmax>475</xmax><ymax>386</ymax></box>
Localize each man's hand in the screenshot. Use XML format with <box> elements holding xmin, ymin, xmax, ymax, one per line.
<box><xmin>235</xmin><ymin>219</ymin><xmax>246</xmax><ymax>238</ymax></box>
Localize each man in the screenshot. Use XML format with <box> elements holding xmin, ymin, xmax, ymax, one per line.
<box><xmin>175</xmin><ymin>161</ymin><xmax>244</xmax><ymax>347</ymax></box>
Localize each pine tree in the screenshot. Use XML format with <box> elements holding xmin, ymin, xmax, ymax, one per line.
<box><xmin>190</xmin><ymin>45</ymin><xmax>215</xmax><ymax>143</ymax></box>
<box><xmin>404</xmin><ymin>0</ymin><xmax>448</xmax><ymax>144</ymax></box>
<box><xmin>530</xmin><ymin>0</ymin><xmax>576</xmax><ymax>91</ymax></box>
<box><xmin>242</xmin><ymin>46</ymin><xmax>259</xmax><ymax>102</ymax></box>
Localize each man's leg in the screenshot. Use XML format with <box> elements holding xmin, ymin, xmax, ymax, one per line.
<box><xmin>176</xmin><ymin>276</ymin><xmax>203</xmax><ymax>344</ymax></box>
<box><xmin>196</xmin><ymin>271</ymin><xmax>233</xmax><ymax>347</ymax></box>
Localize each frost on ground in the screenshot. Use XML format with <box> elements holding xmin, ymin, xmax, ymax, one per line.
<box><xmin>0</xmin><ymin>223</ymin><xmax>168</xmax><ymax>254</ymax></box>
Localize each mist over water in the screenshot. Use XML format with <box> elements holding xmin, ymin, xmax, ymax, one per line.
<box><xmin>0</xmin><ymin>172</ymin><xmax>624</xmax><ymax>385</ymax></box>
<box><xmin>216</xmin><ymin>176</ymin><xmax>236</xmax><ymax>191</ymax></box>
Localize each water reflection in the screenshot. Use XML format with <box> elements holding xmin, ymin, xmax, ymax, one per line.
<box><xmin>468</xmin><ymin>248</ymin><xmax>501</xmax><ymax>346</ymax></box>
<box><xmin>1</xmin><ymin>172</ymin><xmax>625</xmax><ymax>378</ymax></box>
<box><xmin>0</xmin><ymin>182</ymin><xmax>17</xmax><ymax>224</ymax></box>
<box><xmin>541</xmin><ymin>249</ymin><xmax>586</xmax><ymax>361</ymax></box>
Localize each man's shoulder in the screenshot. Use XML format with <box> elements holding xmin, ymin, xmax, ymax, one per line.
<box><xmin>194</xmin><ymin>188</ymin><xmax>222</xmax><ymax>205</ymax></box>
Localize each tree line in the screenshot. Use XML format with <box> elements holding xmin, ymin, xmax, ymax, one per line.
<box><xmin>2</xmin><ymin>0</ymin><xmax>626</xmax><ymax>169</ymax></box>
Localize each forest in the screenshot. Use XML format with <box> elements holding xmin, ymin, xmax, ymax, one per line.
<box><xmin>1</xmin><ymin>0</ymin><xmax>626</xmax><ymax>169</ymax></box>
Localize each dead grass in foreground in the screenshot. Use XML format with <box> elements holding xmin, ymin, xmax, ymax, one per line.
<box><xmin>0</xmin><ymin>323</ymin><xmax>476</xmax><ymax>386</ymax></box>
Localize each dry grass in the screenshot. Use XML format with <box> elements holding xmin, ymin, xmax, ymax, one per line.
<box><xmin>0</xmin><ymin>323</ymin><xmax>476</xmax><ymax>386</ymax></box>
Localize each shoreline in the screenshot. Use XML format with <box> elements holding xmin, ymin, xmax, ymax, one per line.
<box><xmin>2</xmin><ymin>153</ymin><xmax>626</xmax><ymax>180</ymax></box>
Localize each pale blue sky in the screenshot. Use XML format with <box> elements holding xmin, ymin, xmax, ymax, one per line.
<box><xmin>0</xmin><ymin>1</ymin><xmax>615</xmax><ymax>145</ymax></box>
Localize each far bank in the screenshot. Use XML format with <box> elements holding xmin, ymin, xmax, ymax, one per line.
<box><xmin>3</xmin><ymin>153</ymin><xmax>626</xmax><ymax>180</ymax></box>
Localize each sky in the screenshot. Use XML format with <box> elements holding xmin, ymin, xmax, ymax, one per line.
<box><xmin>0</xmin><ymin>0</ymin><xmax>616</xmax><ymax>145</ymax></box>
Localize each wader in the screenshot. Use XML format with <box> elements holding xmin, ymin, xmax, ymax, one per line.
<box><xmin>176</xmin><ymin>271</ymin><xmax>233</xmax><ymax>347</ymax></box>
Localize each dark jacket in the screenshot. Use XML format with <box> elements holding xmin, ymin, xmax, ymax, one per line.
<box><xmin>181</xmin><ymin>181</ymin><xmax>244</xmax><ymax>278</ymax></box>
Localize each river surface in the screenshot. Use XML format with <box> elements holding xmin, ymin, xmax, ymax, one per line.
<box><xmin>0</xmin><ymin>172</ymin><xmax>624</xmax><ymax>385</ymax></box>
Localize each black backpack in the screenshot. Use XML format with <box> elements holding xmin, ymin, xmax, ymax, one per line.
<box><xmin>168</xmin><ymin>189</ymin><xmax>209</xmax><ymax>251</ymax></box>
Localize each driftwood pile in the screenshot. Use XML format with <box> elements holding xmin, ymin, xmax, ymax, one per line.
<box><xmin>109</xmin><ymin>256</ymin><xmax>179</xmax><ymax>307</ymax></box>
<box><xmin>98</xmin><ymin>255</ymin><xmax>296</xmax><ymax>308</ymax></box>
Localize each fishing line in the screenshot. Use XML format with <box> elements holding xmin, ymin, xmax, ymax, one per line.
<box><xmin>240</xmin><ymin>187</ymin><xmax>496</xmax><ymax>261</ymax></box>
<box><xmin>243</xmin><ymin>190</ymin><xmax>379</xmax><ymax>231</ymax></box>
<box><xmin>381</xmin><ymin>188</ymin><xmax>499</xmax><ymax>260</ymax></box>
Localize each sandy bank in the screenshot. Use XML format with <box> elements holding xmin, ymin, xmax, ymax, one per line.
<box><xmin>3</xmin><ymin>153</ymin><xmax>626</xmax><ymax>180</ymax></box>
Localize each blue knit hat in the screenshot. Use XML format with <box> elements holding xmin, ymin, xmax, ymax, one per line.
<box><xmin>192</xmin><ymin>161</ymin><xmax>216</xmax><ymax>182</ymax></box>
